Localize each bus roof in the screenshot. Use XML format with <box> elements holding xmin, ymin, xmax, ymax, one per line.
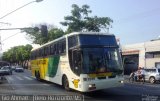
<box><xmin>68</xmin><ymin>32</ymin><xmax>114</xmax><ymax>37</ymax></box>
<box><xmin>31</xmin><ymin>32</ymin><xmax>115</xmax><ymax>51</ymax></box>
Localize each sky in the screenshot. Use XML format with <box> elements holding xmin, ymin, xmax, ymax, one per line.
<box><xmin>0</xmin><ymin>0</ymin><xmax>160</xmax><ymax>52</ymax></box>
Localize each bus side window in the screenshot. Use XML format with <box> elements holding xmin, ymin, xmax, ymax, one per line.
<box><xmin>34</xmin><ymin>50</ymin><xmax>37</xmax><ymax>59</ymax></box>
<box><xmin>42</xmin><ymin>48</ymin><xmax>45</xmax><ymax>57</ymax></box>
<box><xmin>40</xmin><ymin>49</ymin><xmax>42</xmax><ymax>57</ymax></box>
<box><xmin>52</xmin><ymin>44</ymin><xmax>55</xmax><ymax>55</ymax></box>
<box><xmin>68</xmin><ymin>35</ymin><xmax>78</xmax><ymax>48</ymax></box>
<box><xmin>38</xmin><ymin>49</ymin><xmax>40</xmax><ymax>57</ymax></box>
<box><xmin>31</xmin><ymin>52</ymin><xmax>33</xmax><ymax>59</ymax></box>
<box><xmin>32</xmin><ymin>52</ymin><xmax>35</xmax><ymax>59</ymax></box>
<box><xmin>44</xmin><ymin>46</ymin><xmax>49</xmax><ymax>56</ymax></box>
<box><xmin>57</xmin><ymin>43</ymin><xmax>60</xmax><ymax>54</ymax></box>
<box><xmin>47</xmin><ymin>46</ymin><xmax>49</xmax><ymax>56</ymax></box>
<box><xmin>56</xmin><ymin>43</ymin><xmax>59</xmax><ymax>55</ymax></box>
<box><xmin>50</xmin><ymin>45</ymin><xmax>54</xmax><ymax>55</ymax></box>
<box><xmin>38</xmin><ymin>49</ymin><xmax>41</xmax><ymax>57</ymax></box>
<box><xmin>57</xmin><ymin>42</ymin><xmax>61</xmax><ymax>55</ymax></box>
<box><xmin>54</xmin><ymin>44</ymin><xmax>57</xmax><ymax>55</ymax></box>
<box><xmin>37</xmin><ymin>49</ymin><xmax>39</xmax><ymax>57</ymax></box>
<box><xmin>58</xmin><ymin>41</ymin><xmax>62</xmax><ymax>54</ymax></box>
<box><xmin>44</xmin><ymin>47</ymin><xmax>46</xmax><ymax>56</ymax></box>
<box><xmin>61</xmin><ymin>39</ymin><xmax>66</xmax><ymax>54</ymax></box>
<box><xmin>48</xmin><ymin>46</ymin><xmax>50</xmax><ymax>55</ymax></box>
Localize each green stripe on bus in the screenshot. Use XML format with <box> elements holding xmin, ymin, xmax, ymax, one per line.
<box><xmin>48</xmin><ymin>56</ymin><xmax>60</xmax><ymax>77</ymax></box>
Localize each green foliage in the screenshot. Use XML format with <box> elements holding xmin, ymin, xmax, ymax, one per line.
<box><xmin>48</xmin><ymin>28</ymin><xmax>65</xmax><ymax>42</ymax></box>
<box><xmin>22</xmin><ymin>24</ymin><xmax>65</xmax><ymax>45</ymax></box>
<box><xmin>2</xmin><ymin>44</ymin><xmax>33</xmax><ymax>64</ymax></box>
<box><xmin>60</xmin><ymin>4</ymin><xmax>113</xmax><ymax>33</ymax></box>
<box><xmin>22</xmin><ymin>4</ymin><xmax>113</xmax><ymax>45</ymax></box>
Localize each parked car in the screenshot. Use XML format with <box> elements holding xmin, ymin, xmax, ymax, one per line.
<box><xmin>0</xmin><ymin>66</ymin><xmax>12</xmax><ymax>75</ymax></box>
<box><xmin>15</xmin><ymin>66</ymin><xmax>24</xmax><ymax>72</ymax></box>
<box><xmin>11</xmin><ymin>66</ymin><xmax>16</xmax><ymax>71</ymax></box>
<box><xmin>144</xmin><ymin>68</ymin><xmax>160</xmax><ymax>83</ymax></box>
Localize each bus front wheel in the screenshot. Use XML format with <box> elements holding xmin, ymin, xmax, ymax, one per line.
<box><xmin>62</xmin><ymin>76</ymin><xmax>70</xmax><ymax>91</ymax></box>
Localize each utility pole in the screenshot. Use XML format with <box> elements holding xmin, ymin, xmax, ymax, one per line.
<box><xmin>0</xmin><ymin>0</ymin><xmax>43</xmax><ymax>20</ymax></box>
<box><xmin>0</xmin><ymin>22</ymin><xmax>11</xmax><ymax>53</ymax></box>
<box><xmin>0</xmin><ymin>35</ymin><xmax>2</xmax><ymax>52</ymax></box>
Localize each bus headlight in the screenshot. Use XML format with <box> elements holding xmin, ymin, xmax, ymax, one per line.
<box><xmin>89</xmin><ymin>84</ymin><xmax>95</xmax><ymax>87</ymax></box>
<box><xmin>88</xmin><ymin>84</ymin><xmax>96</xmax><ymax>90</ymax></box>
<box><xmin>119</xmin><ymin>80</ymin><xmax>124</xmax><ymax>83</ymax></box>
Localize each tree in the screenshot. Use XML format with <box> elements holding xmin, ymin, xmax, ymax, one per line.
<box><xmin>48</xmin><ymin>27</ymin><xmax>65</xmax><ymax>42</ymax></box>
<box><xmin>22</xmin><ymin>4</ymin><xmax>113</xmax><ymax>45</ymax></box>
<box><xmin>22</xmin><ymin>24</ymin><xmax>65</xmax><ymax>45</ymax></box>
<box><xmin>60</xmin><ymin>4</ymin><xmax>113</xmax><ymax>33</ymax></box>
<box><xmin>2</xmin><ymin>44</ymin><xmax>33</xmax><ymax>68</ymax></box>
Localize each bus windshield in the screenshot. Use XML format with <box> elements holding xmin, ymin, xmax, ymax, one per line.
<box><xmin>68</xmin><ymin>34</ymin><xmax>123</xmax><ymax>76</ymax></box>
<box><xmin>79</xmin><ymin>34</ymin><xmax>117</xmax><ymax>46</ymax></box>
<box><xmin>82</xmin><ymin>48</ymin><xmax>123</xmax><ymax>74</ymax></box>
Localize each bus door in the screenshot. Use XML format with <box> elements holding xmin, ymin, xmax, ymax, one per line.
<box><xmin>70</xmin><ymin>49</ymin><xmax>82</xmax><ymax>75</ymax></box>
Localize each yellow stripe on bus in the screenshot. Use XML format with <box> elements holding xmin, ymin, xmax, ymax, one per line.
<box><xmin>88</xmin><ymin>72</ymin><xmax>113</xmax><ymax>78</ymax></box>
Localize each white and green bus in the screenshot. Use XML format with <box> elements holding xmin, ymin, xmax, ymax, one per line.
<box><xmin>30</xmin><ymin>32</ymin><xmax>124</xmax><ymax>92</ymax></box>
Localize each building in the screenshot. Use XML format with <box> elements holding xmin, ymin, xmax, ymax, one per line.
<box><xmin>122</xmin><ymin>39</ymin><xmax>160</xmax><ymax>74</ymax></box>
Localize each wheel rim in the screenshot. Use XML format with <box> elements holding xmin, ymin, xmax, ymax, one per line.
<box><xmin>150</xmin><ymin>78</ymin><xmax>155</xmax><ymax>83</ymax></box>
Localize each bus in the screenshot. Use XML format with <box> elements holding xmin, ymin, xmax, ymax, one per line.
<box><xmin>30</xmin><ymin>32</ymin><xmax>124</xmax><ymax>92</ymax></box>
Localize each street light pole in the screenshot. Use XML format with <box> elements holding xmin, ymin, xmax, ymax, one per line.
<box><xmin>0</xmin><ymin>0</ymin><xmax>43</xmax><ymax>20</ymax></box>
<box><xmin>0</xmin><ymin>0</ymin><xmax>43</xmax><ymax>54</ymax></box>
<box><xmin>0</xmin><ymin>22</ymin><xmax>11</xmax><ymax>53</ymax></box>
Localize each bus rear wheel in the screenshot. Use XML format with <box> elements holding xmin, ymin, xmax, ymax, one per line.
<box><xmin>63</xmin><ymin>76</ymin><xmax>70</xmax><ymax>91</ymax></box>
<box><xmin>35</xmin><ymin>71</ymin><xmax>40</xmax><ymax>81</ymax></box>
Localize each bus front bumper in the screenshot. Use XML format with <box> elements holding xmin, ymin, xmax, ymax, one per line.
<box><xmin>80</xmin><ymin>77</ymin><xmax>124</xmax><ymax>92</ymax></box>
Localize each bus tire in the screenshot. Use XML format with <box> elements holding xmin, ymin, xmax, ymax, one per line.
<box><xmin>35</xmin><ymin>71</ymin><xmax>40</xmax><ymax>81</ymax></box>
<box><xmin>62</xmin><ymin>75</ymin><xmax>70</xmax><ymax>91</ymax></box>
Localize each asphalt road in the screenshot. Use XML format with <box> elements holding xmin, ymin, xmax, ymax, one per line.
<box><xmin>0</xmin><ymin>70</ymin><xmax>160</xmax><ymax>101</ymax></box>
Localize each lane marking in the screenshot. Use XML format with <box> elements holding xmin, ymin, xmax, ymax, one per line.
<box><xmin>23</xmin><ymin>76</ymin><xmax>33</xmax><ymax>80</ymax></box>
<box><xmin>5</xmin><ymin>76</ymin><xmax>15</xmax><ymax>90</ymax></box>
<box><xmin>15</xmin><ymin>76</ymin><xmax>23</xmax><ymax>80</ymax></box>
<box><xmin>42</xmin><ymin>84</ymin><xmax>50</xmax><ymax>86</ymax></box>
<box><xmin>7</xmin><ymin>76</ymin><xmax>14</xmax><ymax>81</ymax></box>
